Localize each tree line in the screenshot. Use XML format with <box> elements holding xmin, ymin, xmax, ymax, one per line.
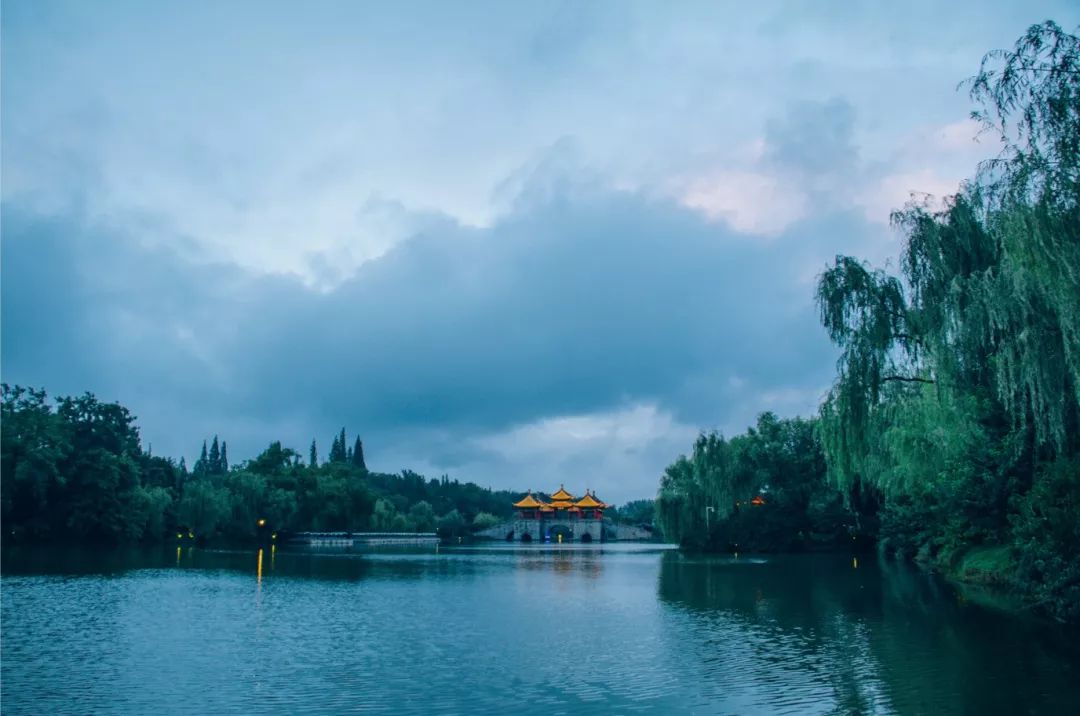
<box><xmin>658</xmin><ymin>22</ymin><xmax>1079</xmax><ymax>622</ymax></box>
<box><xmin>0</xmin><ymin>384</ymin><xmax>519</xmax><ymax>543</ymax></box>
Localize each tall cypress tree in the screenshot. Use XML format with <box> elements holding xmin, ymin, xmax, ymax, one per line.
<box><xmin>220</xmin><ymin>441</ymin><xmax>228</xmax><ymax>473</ymax></box>
<box><xmin>352</xmin><ymin>437</ymin><xmax>366</xmax><ymax>471</ymax></box>
<box><xmin>194</xmin><ymin>440</ymin><xmax>208</xmax><ymax>477</ymax></box>
<box><xmin>309</xmin><ymin>439</ymin><xmax>318</xmax><ymax>468</ymax></box>
<box><xmin>209</xmin><ymin>436</ymin><xmax>221</xmax><ymax>474</ymax></box>
<box><xmin>329</xmin><ymin>428</ymin><xmax>347</xmax><ymax>463</ymax></box>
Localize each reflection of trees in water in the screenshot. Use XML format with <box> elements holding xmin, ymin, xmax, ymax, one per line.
<box><xmin>656</xmin><ymin>552</ymin><xmax>1080</xmax><ymax>715</ymax></box>
<box><xmin>656</xmin><ymin>551</ymin><xmax>890</xmax><ymax>713</ymax></box>
<box><xmin>870</xmin><ymin>560</ymin><xmax>1080</xmax><ymax>715</ymax></box>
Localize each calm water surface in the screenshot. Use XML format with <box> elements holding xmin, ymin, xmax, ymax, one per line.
<box><xmin>2</xmin><ymin>544</ymin><xmax>1078</xmax><ymax>715</ymax></box>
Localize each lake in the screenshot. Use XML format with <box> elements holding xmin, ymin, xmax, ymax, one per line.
<box><xmin>2</xmin><ymin>543</ymin><xmax>1078</xmax><ymax>715</ymax></box>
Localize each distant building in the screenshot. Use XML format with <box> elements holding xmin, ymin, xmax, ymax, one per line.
<box><xmin>509</xmin><ymin>485</ymin><xmax>608</xmax><ymax>543</ymax></box>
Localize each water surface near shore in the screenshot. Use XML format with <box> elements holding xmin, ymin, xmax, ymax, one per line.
<box><xmin>3</xmin><ymin>543</ymin><xmax>1078</xmax><ymax>715</ymax></box>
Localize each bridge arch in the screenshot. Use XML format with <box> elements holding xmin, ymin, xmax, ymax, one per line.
<box><xmin>547</xmin><ymin>524</ymin><xmax>573</xmax><ymax>542</ymax></box>
<box><xmin>520</xmin><ymin>533</ymin><xmax>533</xmax><ymax>543</ymax></box>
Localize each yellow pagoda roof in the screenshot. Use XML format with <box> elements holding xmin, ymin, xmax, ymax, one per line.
<box><xmin>550</xmin><ymin>485</ymin><xmax>575</xmax><ymax>501</ymax></box>
<box><xmin>549</xmin><ymin>500</ymin><xmax>575</xmax><ymax>509</ymax></box>
<box><xmin>513</xmin><ymin>492</ymin><xmax>545</xmax><ymax>509</ymax></box>
<box><xmin>574</xmin><ymin>490</ymin><xmax>608</xmax><ymax>509</ymax></box>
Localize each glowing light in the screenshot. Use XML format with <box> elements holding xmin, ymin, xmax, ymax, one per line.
<box><xmin>257</xmin><ymin>548</ymin><xmax>264</xmax><ymax>583</ymax></box>
<box><xmin>177</xmin><ymin>532</ymin><xmax>183</xmax><ymax>540</ymax></box>
<box><xmin>257</xmin><ymin>518</ymin><xmax>267</xmax><ymax>527</ymax></box>
<box><xmin>176</xmin><ymin>546</ymin><xmax>181</xmax><ymax>566</ymax></box>
<box><xmin>853</xmin><ymin>557</ymin><xmax>859</xmax><ymax>569</ymax></box>
<box><xmin>188</xmin><ymin>532</ymin><xmax>194</xmax><ymax>539</ymax></box>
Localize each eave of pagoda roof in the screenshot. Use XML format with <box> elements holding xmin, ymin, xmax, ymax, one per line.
<box><xmin>550</xmin><ymin>484</ymin><xmax>575</xmax><ymax>501</ymax></box>
<box><xmin>574</xmin><ymin>490</ymin><xmax>608</xmax><ymax>509</ymax></box>
<box><xmin>512</xmin><ymin>492</ymin><xmax>546</xmax><ymax>508</ymax></box>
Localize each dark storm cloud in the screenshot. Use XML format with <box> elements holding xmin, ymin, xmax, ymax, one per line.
<box><xmin>1</xmin><ymin>156</ymin><xmax>868</xmax><ymax>475</ymax></box>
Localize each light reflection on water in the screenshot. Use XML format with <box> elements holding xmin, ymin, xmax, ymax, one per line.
<box><xmin>2</xmin><ymin>544</ymin><xmax>1078</xmax><ymax>715</ymax></box>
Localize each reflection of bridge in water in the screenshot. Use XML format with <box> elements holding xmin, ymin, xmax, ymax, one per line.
<box><xmin>289</xmin><ymin>532</ymin><xmax>441</xmax><ymax>546</ymax></box>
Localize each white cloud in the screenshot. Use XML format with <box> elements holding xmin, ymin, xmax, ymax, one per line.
<box><xmin>679</xmin><ymin>170</ymin><xmax>808</xmax><ymax>236</ymax></box>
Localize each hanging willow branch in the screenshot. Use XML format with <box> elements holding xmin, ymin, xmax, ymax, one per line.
<box><xmin>817</xmin><ymin>23</ymin><xmax>1080</xmax><ymax>489</ymax></box>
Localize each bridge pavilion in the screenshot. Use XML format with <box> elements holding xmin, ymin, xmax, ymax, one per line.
<box><xmin>509</xmin><ymin>485</ymin><xmax>608</xmax><ymax>542</ymax></box>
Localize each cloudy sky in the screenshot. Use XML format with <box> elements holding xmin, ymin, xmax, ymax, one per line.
<box><xmin>3</xmin><ymin>1</ymin><xmax>1076</xmax><ymax>502</ymax></box>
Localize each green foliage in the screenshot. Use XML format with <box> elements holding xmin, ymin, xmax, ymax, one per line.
<box><xmin>408</xmin><ymin>500</ymin><xmax>436</xmax><ymax>532</ymax></box>
<box><xmin>437</xmin><ymin>508</ymin><xmax>467</xmax><ymax>537</ymax></box>
<box><xmin>657</xmin><ymin>413</ymin><xmax>861</xmax><ymax>552</ymax></box>
<box><xmin>329</xmin><ymin>428</ymin><xmax>348</xmax><ymax>463</ymax></box>
<box><xmin>351</xmin><ymin>437</ymin><xmax>366</xmax><ymax>471</ymax></box>
<box><xmin>609</xmin><ymin>499</ymin><xmax>656</xmax><ymax>526</ymax></box>
<box><xmin>471</xmin><ymin>511</ymin><xmax>501</xmax><ymax>531</ymax></box>
<box><xmin>813</xmin><ymin>23</ymin><xmax>1080</xmax><ymax>621</ymax></box>
<box><xmin>1</xmin><ymin>385</ymin><xmax>519</xmax><ymax>544</ymax></box>
<box><xmin>1010</xmin><ymin>457</ymin><xmax>1080</xmax><ymax>622</ymax></box>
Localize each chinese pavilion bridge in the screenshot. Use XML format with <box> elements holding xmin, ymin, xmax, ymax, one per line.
<box><xmin>509</xmin><ymin>485</ymin><xmax>608</xmax><ymax>542</ymax></box>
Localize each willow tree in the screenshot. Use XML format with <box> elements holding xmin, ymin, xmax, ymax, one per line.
<box><xmin>965</xmin><ymin>20</ymin><xmax>1080</xmax><ymax>450</ymax></box>
<box><xmin>818</xmin><ymin>22</ymin><xmax>1080</xmax><ymax>493</ymax></box>
<box><xmin>657</xmin><ymin>431</ymin><xmax>759</xmax><ymax>546</ymax></box>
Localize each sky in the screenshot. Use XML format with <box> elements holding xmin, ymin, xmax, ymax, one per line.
<box><xmin>3</xmin><ymin>1</ymin><xmax>1077</xmax><ymax>503</ymax></box>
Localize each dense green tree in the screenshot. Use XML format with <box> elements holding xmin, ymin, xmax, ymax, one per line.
<box><xmin>472</xmin><ymin>512</ymin><xmax>501</xmax><ymax>531</ymax></box>
<box><xmin>247</xmin><ymin>441</ymin><xmax>299</xmax><ymax>477</ymax></box>
<box><xmin>2</xmin><ymin>387</ymin><xmax>520</xmax><ymax>544</ymax></box>
<box><xmin>409</xmin><ymin>501</ymin><xmax>437</xmax><ymax>532</ymax></box>
<box><xmin>194</xmin><ymin>440</ymin><xmax>209</xmax><ymax>478</ymax></box>
<box><xmin>810</xmin><ymin>22</ymin><xmax>1079</xmax><ymax>621</ymax></box>
<box><xmin>1</xmin><ymin>385</ymin><xmax>70</xmax><ymax>538</ymax></box>
<box><xmin>437</xmin><ymin>508</ymin><xmax>467</xmax><ymax>537</ymax></box>
<box><xmin>351</xmin><ymin>437</ymin><xmax>366</xmax><ymax>471</ymax></box>
<box><xmin>658</xmin><ymin>414</ymin><xmax>857</xmax><ymax>552</ymax></box>
<box><xmin>209</xmin><ymin>437</ymin><xmax>221</xmax><ymax>475</ymax></box>
<box><xmin>328</xmin><ymin>428</ymin><xmax>348</xmax><ymax>463</ymax></box>
<box><xmin>610</xmin><ymin>499</ymin><xmax>656</xmax><ymax>526</ymax></box>
<box><xmin>371</xmin><ymin>498</ymin><xmax>398</xmax><ymax>531</ymax></box>
<box><xmin>309</xmin><ymin>439</ymin><xmax>318</xmax><ymax>468</ymax></box>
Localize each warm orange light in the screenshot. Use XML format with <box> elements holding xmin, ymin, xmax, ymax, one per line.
<box><xmin>257</xmin><ymin>548</ymin><xmax>264</xmax><ymax>582</ymax></box>
<box><xmin>257</xmin><ymin>518</ymin><xmax>267</xmax><ymax>527</ymax></box>
<box><xmin>751</xmin><ymin>495</ymin><xmax>766</xmax><ymax>506</ymax></box>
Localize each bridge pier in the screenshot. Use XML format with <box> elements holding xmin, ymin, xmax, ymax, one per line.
<box><xmin>504</xmin><ymin>518</ymin><xmax>603</xmax><ymax>543</ymax></box>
